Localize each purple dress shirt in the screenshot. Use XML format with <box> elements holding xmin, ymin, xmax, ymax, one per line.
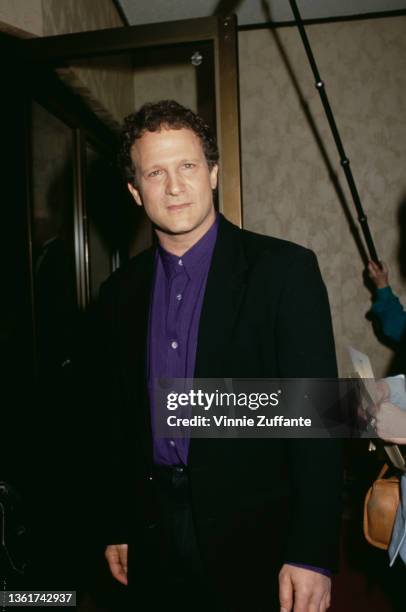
<box><xmin>147</xmin><ymin>215</ymin><xmax>330</xmax><ymax>576</ymax></box>
<box><xmin>148</xmin><ymin>216</ymin><xmax>218</xmax><ymax>466</ymax></box>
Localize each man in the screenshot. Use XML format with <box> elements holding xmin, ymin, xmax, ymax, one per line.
<box><xmin>94</xmin><ymin>100</ymin><xmax>342</xmax><ymax>611</ymax></box>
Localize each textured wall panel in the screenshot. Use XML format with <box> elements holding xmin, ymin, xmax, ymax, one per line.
<box><xmin>133</xmin><ymin>64</ymin><xmax>197</xmax><ymax>113</ymax></box>
<box><xmin>42</xmin><ymin>0</ymin><xmax>133</xmax><ymax>124</ymax></box>
<box><xmin>239</xmin><ymin>17</ymin><xmax>406</xmax><ymax>376</ymax></box>
<box><xmin>0</xmin><ymin>0</ymin><xmax>43</xmax><ymax>35</ymax></box>
<box><xmin>42</xmin><ymin>0</ymin><xmax>122</xmax><ymax>35</ymax></box>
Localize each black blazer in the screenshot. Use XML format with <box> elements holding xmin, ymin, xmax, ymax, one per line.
<box><xmin>91</xmin><ymin>214</ymin><xmax>342</xmax><ymax>573</ymax></box>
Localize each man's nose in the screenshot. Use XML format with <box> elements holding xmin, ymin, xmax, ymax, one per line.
<box><xmin>165</xmin><ymin>171</ymin><xmax>184</xmax><ymax>196</ymax></box>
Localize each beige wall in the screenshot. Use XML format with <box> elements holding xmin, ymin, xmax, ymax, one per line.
<box><xmin>0</xmin><ymin>0</ymin><xmax>43</xmax><ymax>35</ymax></box>
<box><xmin>0</xmin><ymin>0</ymin><xmax>123</xmax><ymax>36</ymax></box>
<box><xmin>133</xmin><ymin>63</ymin><xmax>197</xmax><ymax>112</ymax></box>
<box><xmin>0</xmin><ymin>0</ymin><xmax>133</xmax><ymax>125</ymax></box>
<box><xmin>42</xmin><ymin>0</ymin><xmax>122</xmax><ymax>35</ymax></box>
<box><xmin>42</xmin><ymin>0</ymin><xmax>134</xmax><ymax>125</ymax></box>
<box><xmin>239</xmin><ymin>17</ymin><xmax>406</xmax><ymax>376</ymax></box>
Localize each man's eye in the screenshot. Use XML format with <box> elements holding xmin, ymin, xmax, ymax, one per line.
<box><xmin>148</xmin><ymin>169</ymin><xmax>162</xmax><ymax>178</ymax></box>
<box><xmin>182</xmin><ymin>163</ymin><xmax>195</xmax><ymax>170</ymax></box>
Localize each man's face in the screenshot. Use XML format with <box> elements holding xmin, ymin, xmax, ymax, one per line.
<box><xmin>127</xmin><ymin>127</ymin><xmax>218</xmax><ymax>240</ymax></box>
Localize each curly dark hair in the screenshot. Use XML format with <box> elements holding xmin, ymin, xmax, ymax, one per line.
<box><xmin>119</xmin><ymin>100</ymin><xmax>219</xmax><ymax>187</ymax></box>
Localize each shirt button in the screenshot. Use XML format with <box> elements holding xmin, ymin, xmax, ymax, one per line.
<box><xmin>169</xmin><ymin>440</ymin><xmax>176</xmax><ymax>447</ymax></box>
<box><xmin>176</xmin><ymin>294</ymin><xmax>182</xmax><ymax>301</ymax></box>
<box><xmin>178</xmin><ymin>259</ymin><xmax>183</xmax><ymax>266</ymax></box>
<box><xmin>171</xmin><ymin>341</ymin><xmax>178</xmax><ymax>349</ymax></box>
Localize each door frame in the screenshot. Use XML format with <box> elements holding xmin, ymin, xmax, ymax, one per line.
<box><xmin>18</xmin><ymin>15</ymin><xmax>243</xmax><ymax>226</ymax></box>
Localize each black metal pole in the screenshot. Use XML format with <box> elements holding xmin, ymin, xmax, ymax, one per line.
<box><xmin>288</xmin><ymin>0</ymin><xmax>380</xmax><ymax>263</ymax></box>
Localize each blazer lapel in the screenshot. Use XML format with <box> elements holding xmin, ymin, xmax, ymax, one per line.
<box><xmin>190</xmin><ymin>217</ymin><xmax>248</xmax><ymax>470</ymax></box>
<box><xmin>194</xmin><ymin>215</ymin><xmax>248</xmax><ymax>379</ymax></box>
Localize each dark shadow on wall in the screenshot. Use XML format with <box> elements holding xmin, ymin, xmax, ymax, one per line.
<box><xmin>213</xmin><ymin>0</ymin><xmax>243</xmax><ymax>16</ymax></box>
<box><xmin>87</xmin><ymin>153</ymin><xmax>151</xmax><ymax>269</ymax></box>
<box><xmin>85</xmin><ymin>154</ymin><xmax>145</xmax><ymax>266</ymax></box>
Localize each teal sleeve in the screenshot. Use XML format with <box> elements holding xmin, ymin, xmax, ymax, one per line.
<box><xmin>371</xmin><ymin>286</ymin><xmax>406</xmax><ymax>342</ymax></box>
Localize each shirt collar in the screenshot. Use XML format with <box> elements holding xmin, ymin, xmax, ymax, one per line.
<box><xmin>158</xmin><ymin>214</ymin><xmax>219</xmax><ymax>280</ymax></box>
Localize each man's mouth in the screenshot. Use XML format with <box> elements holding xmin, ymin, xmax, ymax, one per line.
<box><xmin>167</xmin><ymin>203</ymin><xmax>191</xmax><ymax>212</ymax></box>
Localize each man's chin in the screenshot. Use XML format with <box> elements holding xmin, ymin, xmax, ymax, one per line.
<box><xmin>158</xmin><ymin>222</ymin><xmax>195</xmax><ymax>236</ymax></box>
<box><xmin>154</xmin><ymin>208</ymin><xmax>215</xmax><ymax>238</ymax></box>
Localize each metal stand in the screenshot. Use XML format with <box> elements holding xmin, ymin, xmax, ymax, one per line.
<box><xmin>289</xmin><ymin>0</ymin><xmax>380</xmax><ymax>263</ymax></box>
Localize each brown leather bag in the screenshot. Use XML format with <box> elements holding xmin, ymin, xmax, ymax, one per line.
<box><xmin>363</xmin><ymin>464</ymin><xmax>400</xmax><ymax>550</ymax></box>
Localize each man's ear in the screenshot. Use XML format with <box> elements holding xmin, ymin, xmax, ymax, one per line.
<box><xmin>127</xmin><ymin>182</ymin><xmax>143</xmax><ymax>207</ymax></box>
<box><xmin>210</xmin><ymin>164</ymin><xmax>219</xmax><ymax>190</ymax></box>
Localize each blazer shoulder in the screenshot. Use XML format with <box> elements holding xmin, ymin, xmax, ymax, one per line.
<box><xmin>238</xmin><ymin>226</ymin><xmax>316</xmax><ymax>267</ymax></box>
<box><xmin>99</xmin><ymin>246</ymin><xmax>155</xmax><ymax>297</ymax></box>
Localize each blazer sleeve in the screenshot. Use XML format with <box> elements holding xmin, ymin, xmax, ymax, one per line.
<box><xmin>80</xmin><ymin>277</ymin><xmax>133</xmax><ymax>546</ymax></box>
<box><xmin>275</xmin><ymin>248</ymin><xmax>343</xmax><ymax>571</ymax></box>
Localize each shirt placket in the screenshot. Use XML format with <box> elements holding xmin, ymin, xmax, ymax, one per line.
<box><xmin>165</xmin><ymin>266</ymin><xmax>189</xmax><ymax>461</ymax></box>
<box><xmin>166</xmin><ymin>267</ymin><xmax>189</xmax><ymax>377</ymax></box>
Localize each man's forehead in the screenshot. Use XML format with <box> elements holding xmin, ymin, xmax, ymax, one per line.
<box><xmin>130</xmin><ymin>127</ymin><xmax>204</xmax><ymax>163</ymax></box>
